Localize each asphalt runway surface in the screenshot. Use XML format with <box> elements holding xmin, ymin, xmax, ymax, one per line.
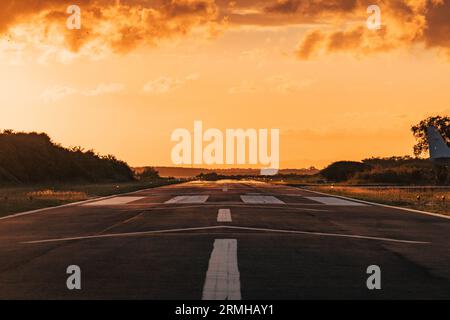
<box><xmin>0</xmin><ymin>180</ymin><xmax>449</xmax><ymax>299</ymax></box>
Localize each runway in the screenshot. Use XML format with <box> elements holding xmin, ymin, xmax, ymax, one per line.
<box><xmin>0</xmin><ymin>180</ymin><xmax>449</xmax><ymax>299</ymax></box>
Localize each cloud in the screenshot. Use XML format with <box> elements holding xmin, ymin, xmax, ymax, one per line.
<box><xmin>267</xmin><ymin>76</ymin><xmax>316</xmax><ymax>93</ymax></box>
<box><xmin>238</xmin><ymin>48</ymin><xmax>268</xmax><ymax>67</ymax></box>
<box><xmin>264</xmin><ymin>0</ymin><xmax>361</xmax><ymax>15</ymax></box>
<box><xmin>0</xmin><ymin>0</ymin><xmax>220</xmax><ymax>57</ymax></box>
<box><xmin>1</xmin><ymin>0</ymin><xmax>450</xmax><ymax>60</ymax></box>
<box><xmin>143</xmin><ymin>77</ymin><xmax>182</xmax><ymax>94</ymax></box>
<box><xmin>222</xmin><ymin>0</ymin><xmax>450</xmax><ymax>60</ymax></box>
<box><xmin>228</xmin><ymin>81</ymin><xmax>260</xmax><ymax>94</ymax></box>
<box><xmin>41</xmin><ymin>82</ymin><xmax>125</xmax><ymax>102</ymax></box>
<box><xmin>294</xmin><ymin>0</ymin><xmax>450</xmax><ymax>60</ymax></box>
<box><xmin>82</xmin><ymin>83</ymin><xmax>125</xmax><ymax>96</ymax></box>
<box><xmin>40</xmin><ymin>85</ymin><xmax>77</xmax><ymax>102</ymax></box>
<box><xmin>423</xmin><ymin>0</ymin><xmax>450</xmax><ymax>51</ymax></box>
<box><xmin>143</xmin><ymin>74</ymin><xmax>199</xmax><ymax>94</ymax></box>
<box><xmin>296</xmin><ymin>30</ymin><xmax>325</xmax><ymax>60</ymax></box>
<box><xmin>295</xmin><ymin>26</ymin><xmax>389</xmax><ymax>59</ymax></box>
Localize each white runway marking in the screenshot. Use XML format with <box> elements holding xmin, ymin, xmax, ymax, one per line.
<box><xmin>305</xmin><ymin>196</ymin><xmax>367</xmax><ymax>206</ymax></box>
<box><xmin>240</xmin><ymin>195</ymin><xmax>285</xmax><ymax>204</ymax></box>
<box><xmin>23</xmin><ymin>226</ymin><xmax>429</xmax><ymax>245</ymax></box>
<box><xmin>83</xmin><ymin>196</ymin><xmax>145</xmax><ymax>206</ymax></box>
<box><xmin>129</xmin><ymin>204</ymin><xmax>329</xmax><ymax>212</ymax></box>
<box><xmin>0</xmin><ymin>186</ymin><xmax>160</xmax><ymax>221</ymax></box>
<box><xmin>202</xmin><ymin>239</ymin><xmax>241</xmax><ymax>300</ymax></box>
<box><xmin>217</xmin><ymin>209</ymin><xmax>232</xmax><ymax>222</ymax></box>
<box><xmin>164</xmin><ymin>195</ymin><xmax>209</xmax><ymax>204</ymax></box>
<box><xmin>302</xmin><ymin>188</ymin><xmax>450</xmax><ymax>220</ymax></box>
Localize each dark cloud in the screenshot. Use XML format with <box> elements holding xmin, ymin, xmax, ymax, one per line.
<box><xmin>294</xmin><ymin>0</ymin><xmax>450</xmax><ymax>59</ymax></box>
<box><xmin>265</xmin><ymin>0</ymin><xmax>360</xmax><ymax>15</ymax></box>
<box><xmin>423</xmin><ymin>0</ymin><xmax>450</xmax><ymax>49</ymax></box>
<box><xmin>327</xmin><ymin>27</ymin><xmax>364</xmax><ymax>52</ymax></box>
<box><xmin>296</xmin><ymin>30</ymin><xmax>325</xmax><ymax>59</ymax></box>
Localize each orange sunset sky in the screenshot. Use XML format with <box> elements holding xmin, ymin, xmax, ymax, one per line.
<box><xmin>1</xmin><ymin>0</ymin><xmax>449</xmax><ymax>168</ymax></box>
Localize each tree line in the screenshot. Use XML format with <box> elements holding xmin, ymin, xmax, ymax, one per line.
<box><xmin>320</xmin><ymin>115</ymin><xmax>449</xmax><ymax>185</ymax></box>
<box><xmin>0</xmin><ymin>130</ymin><xmax>134</xmax><ymax>184</ymax></box>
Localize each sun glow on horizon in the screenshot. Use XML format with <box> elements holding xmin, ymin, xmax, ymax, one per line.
<box><xmin>1</xmin><ymin>0</ymin><xmax>449</xmax><ymax>169</ymax></box>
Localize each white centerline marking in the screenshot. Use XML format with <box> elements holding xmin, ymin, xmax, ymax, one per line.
<box><xmin>164</xmin><ymin>195</ymin><xmax>209</xmax><ymax>204</ymax></box>
<box><xmin>202</xmin><ymin>239</ymin><xmax>241</xmax><ymax>300</ymax></box>
<box><xmin>83</xmin><ymin>196</ymin><xmax>145</xmax><ymax>206</ymax></box>
<box><xmin>305</xmin><ymin>196</ymin><xmax>367</xmax><ymax>206</ymax></box>
<box><xmin>217</xmin><ymin>209</ymin><xmax>232</xmax><ymax>222</ymax></box>
<box><xmin>240</xmin><ymin>195</ymin><xmax>285</xmax><ymax>204</ymax></box>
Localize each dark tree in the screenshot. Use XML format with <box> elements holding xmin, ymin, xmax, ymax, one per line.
<box><xmin>139</xmin><ymin>167</ymin><xmax>160</xmax><ymax>180</ymax></box>
<box><xmin>197</xmin><ymin>172</ymin><xmax>221</xmax><ymax>181</ymax></box>
<box><xmin>0</xmin><ymin>130</ymin><xmax>134</xmax><ymax>184</ymax></box>
<box><xmin>320</xmin><ymin>161</ymin><xmax>371</xmax><ymax>182</ymax></box>
<box><xmin>411</xmin><ymin>115</ymin><xmax>450</xmax><ymax>157</ymax></box>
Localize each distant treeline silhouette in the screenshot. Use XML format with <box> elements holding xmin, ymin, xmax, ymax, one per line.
<box><xmin>194</xmin><ymin>157</ymin><xmax>448</xmax><ymax>185</ymax></box>
<box><xmin>0</xmin><ymin>130</ymin><xmax>134</xmax><ymax>184</ymax></box>
<box><xmin>320</xmin><ymin>156</ymin><xmax>448</xmax><ymax>185</ymax></box>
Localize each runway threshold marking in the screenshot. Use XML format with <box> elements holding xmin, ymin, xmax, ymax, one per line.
<box><xmin>23</xmin><ymin>226</ymin><xmax>429</xmax><ymax>245</ymax></box>
<box><xmin>136</xmin><ymin>204</ymin><xmax>329</xmax><ymax>212</ymax></box>
<box><xmin>305</xmin><ymin>196</ymin><xmax>368</xmax><ymax>206</ymax></box>
<box><xmin>301</xmin><ymin>188</ymin><xmax>450</xmax><ymax>220</ymax></box>
<box><xmin>240</xmin><ymin>195</ymin><xmax>285</xmax><ymax>204</ymax></box>
<box><xmin>202</xmin><ymin>239</ymin><xmax>241</xmax><ymax>300</ymax></box>
<box><xmin>217</xmin><ymin>209</ymin><xmax>232</xmax><ymax>222</ymax></box>
<box><xmin>164</xmin><ymin>195</ymin><xmax>209</xmax><ymax>204</ymax></box>
<box><xmin>82</xmin><ymin>196</ymin><xmax>146</xmax><ymax>206</ymax></box>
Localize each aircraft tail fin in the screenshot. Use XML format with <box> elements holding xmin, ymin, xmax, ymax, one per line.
<box><xmin>426</xmin><ymin>126</ymin><xmax>450</xmax><ymax>159</ymax></box>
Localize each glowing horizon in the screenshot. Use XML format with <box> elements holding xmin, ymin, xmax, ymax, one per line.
<box><xmin>1</xmin><ymin>0</ymin><xmax>449</xmax><ymax>169</ymax></box>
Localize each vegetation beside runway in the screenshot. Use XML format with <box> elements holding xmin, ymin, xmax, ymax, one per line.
<box><xmin>304</xmin><ymin>186</ymin><xmax>449</xmax><ymax>216</ymax></box>
<box><xmin>0</xmin><ymin>131</ymin><xmax>186</xmax><ymax>218</ymax></box>
<box><xmin>0</xmin><ymin>177</ymin><xmax>183</xmax><ymax>218</ymax></box>
<box><xmin>0</xmin><ymin>130</ymin><xmax>135</xmax><ymax>184</ymax></box>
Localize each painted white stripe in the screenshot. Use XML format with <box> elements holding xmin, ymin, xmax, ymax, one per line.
<box><xmin>23</xmin><ymin>226</ymin><xmax>429</xmax><ymax>245</ymax></box>
<box><xmin>0</xmin><ymin>186</ymin><xmax>160</xmax><ymax>221</ymax></box>
<box><xmin>23</xmin><ymin>226</ymin><xmax>223</xmax><ymax>244</ymax></box>
<box><xmin>217</xmin><ymin>209</ymin><xmax>232</xmax><ymax>222</ymax></box>
<box><xmin>202</xmin><ymin>239</ymin><xmax>241</xmax><ymax>300</ymax></box>
<box><xmin>83</xmin><ymin>196</ymin><xmax>145</xmax><ymax>206</ymax></box>
<box><xmin>129</xmin><ymin>204</ymin><xmax>329</xmax><ymax>212</ymax></box>
<box><xmin>305</xmin><ymin>196</ymin><xmax>367</xmax><ymax>206</ymax></box>
<box><xmin>240</xmin><ymin>195</ymin><xmax>285</xmax><ymax>204</ymax></box>
<box><xmin>221</xmin><ymin>226</ymin><xmax>429</xmax><ymax>244</ymax></box>
<box><xmin>301</xmin><ymin>188</ymin><xmax>450</xmax><ymax>220</ymax></box>
<box><xmin>164</xmin><ymin>195</ymin><xmax>209</xmax><ymax>204</ymax></box>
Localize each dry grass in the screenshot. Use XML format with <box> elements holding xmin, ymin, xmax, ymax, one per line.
<box><xmin>26</xmin><ymin>189</ymin><xmax>88</xmax><ymax>201</ymax></box>
<box><xmin>0</xmin><ymin>179</ymin><xmax>181</xmax><ymax>218</ymax></box>
<box><xmin>308</xmin><ymin>186</ymin><xmax>450</xmax><ymax>216</ymax></box>
<box><xmin>0</xmin><ymin>187</ymin><xmax>91</xmax><ymax>217</ymax></box>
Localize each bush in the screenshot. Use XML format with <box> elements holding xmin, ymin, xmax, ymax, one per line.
<box><xmin>138</xmin><ymin>167</ymin><xmax>160</xmax><ymax>180</ymax></box>
<box><xmin>197</xmin><ymin>172</ymin><xmax>221</xmax><ymax>181</ymax></box>
<box><xmin>353</xmin><ymin>157</ymin><xmax>446</xmax><ymax>185</ymax></box>
<box><xmin>320</xmin><ymin>161</ymin><xmax>371</xmax><ymax>182</ymax></box>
